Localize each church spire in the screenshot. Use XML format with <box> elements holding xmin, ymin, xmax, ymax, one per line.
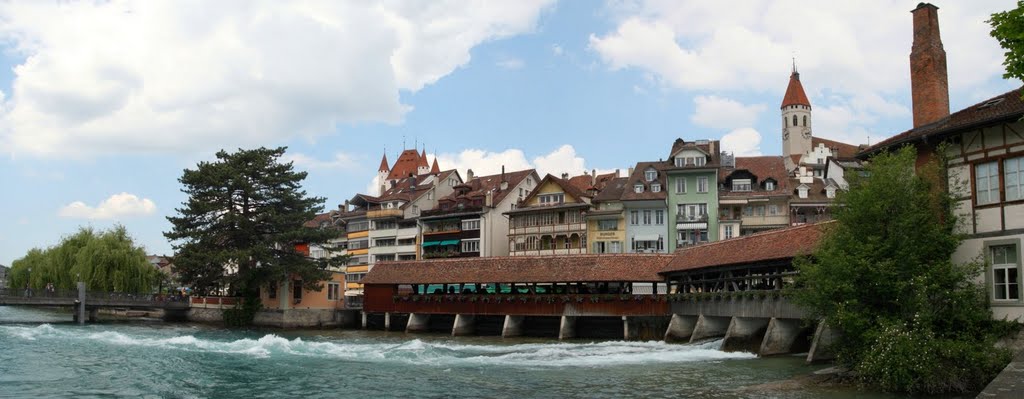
<box><xmin>781</xmin><ymin>63</ymin><xmax>810</xmax><ymax>109</ymax></box>
<box><xmin>378</xmin><ymin>152</ymin><xmax>390</xmax><ymax>172</ymax></box>
<box><xmin>430</xmin><ymin>158</ymin><xmax>440</xmax><ymax>174</ymax></box>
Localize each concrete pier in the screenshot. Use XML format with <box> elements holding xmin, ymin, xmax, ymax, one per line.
<box><xmin>502</xmin><ymin>315</ymin><xmax>524</xmax><ymax>338</ymax></box>
<box><xmin>690</xmin><ymin>315</ymin><xmax>730</xmax><ymax>343</ymax></box>
<box><xmin>384</xmin><ymin>312</ymin><xmax>392</xmax><ymax>331</ymax></box>
<box><xmin>406</xmin><ymin>313</ymin><xmax>431</xmax><ymax>333</ymax></box>
<box><xmin>361</xmin><ymin>312</ymin><xmax>368</xmax><ymax>329</ymax></box>
<box><xmin>759</xmin><ymin>318</ymin><xmax>809</xmax><ymax>356</ymax></box>
<box><xmin>558</xmin><ymin>315</ymin><xmax>577</xmax><ymax>340</ymax></box>
<box><xmin>807</xmin><ymin>320</ymin><xmax>837</xmax><ymax>363</ymax></box>
<box><xmin>452</xmin><ymin>314</ymin><xmax>476</xmax><ymax>336</ymax></box>
<box><xmin>664</xmin><ymin>314</ymin><xmax>698</xmax><ymax>342</ymax></box>
<box><xmin>722</xmin><ymin>317</ymin><xmax>769</xmax><ymax>353</ymax></box>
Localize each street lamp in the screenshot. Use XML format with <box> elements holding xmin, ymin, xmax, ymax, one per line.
<box><xmin>26</xmin><ymin>267</ymin><xmax>31</xmax><ymax>297</ymax></box>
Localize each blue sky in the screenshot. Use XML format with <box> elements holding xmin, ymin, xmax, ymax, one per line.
<box><xmin>0</xmin><ymin>0</ymin><xmax>1019</xmax><ymax>266</ymax></box>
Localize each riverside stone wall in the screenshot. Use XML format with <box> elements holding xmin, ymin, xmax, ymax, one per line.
<box><xmin>187</xmin><ymin>307</ymin><xmax>359</xmax><ymax>328</ymax></box>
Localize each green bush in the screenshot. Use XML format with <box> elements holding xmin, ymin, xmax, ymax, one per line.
<box><xmin>223</xmin><ymin>296</ymin><xmax>262</xmax><ymax>327</ymax></box>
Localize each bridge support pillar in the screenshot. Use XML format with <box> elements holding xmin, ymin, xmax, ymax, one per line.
<box><xmin>759</xmin><ymin>318</ymin><xmax>806</xmax><ymax>356</ymax></box>
<box><xmin>690</xmin><ymin>315</ymin><xmax>729</xmax><ymax>343</ymax></box>
<box><xmin>384</xmin><ymin>312</ymin><xmax>391</xmax><ymax>331</ymax></box>
<box><xmin>722</xmin><ymin>317</ymin><xmax>770</xmax><ymax>353</ymax></box>
<box><xmin>807</xmin><ymin>320</ymin><xmax>837</xmax><ymax>363</ymax></box>
<box><xmin>502</xmin><ymin>315</ymin><xmax>524</xmax><ymax>338</ymax></box>
<box><xmin>452</xmin><ymin>314</ymin><xmax>476</xmax><ymax>336</ymax></box>
<box><xmin>558</xmin><ymin>315</ymin><xmax>577</xmax><ymax>340</ymax></box>
<box><xmin>77</xmin><ymin>282</ymin><xmax>86</xmax><ymax>325</ymax></box>
<box><xmin>88</xmin><ymin>308</ymin><xmax>98</xmax><ymax>323</ymax></box>
<box><xmin>664</xmin><ymin>314</ymin><xmax>698</xmax><ymax>343</ymax></box>
<box><xmin>406</xmin><ymin>313</ymin><xmax>431</xmax><ymax>333</ymax></box>
<box><xmin>361</xmin><ymin>312</ymin><xmax>368</xmax><ymax>329</ymax></box>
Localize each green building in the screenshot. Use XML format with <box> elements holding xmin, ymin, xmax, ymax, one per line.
<box><xmin>664</xmin><ymin>139</ymin><xmax>725</xmax><ymax>251</ymax></box>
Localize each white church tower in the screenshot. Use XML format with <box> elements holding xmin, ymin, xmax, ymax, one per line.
<box><xmin>781</xmin><ymin>62</ymin><xmax>813</xmax><ymax>171</ymax></box>
<box><xmin>377</xmin><ymin>152</ymin><xmax>390</xmax><ymax>195</ymax></box>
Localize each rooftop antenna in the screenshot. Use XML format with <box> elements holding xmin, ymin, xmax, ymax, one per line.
<box><xmin>792</xmin><ymin>53</ymin><xmax>797</xmax><ymax>74</ymax></box>
<box><xmin>402</xmin><ymin>135</ymin><xmax>406</xmax><ymax>150</ymax></box>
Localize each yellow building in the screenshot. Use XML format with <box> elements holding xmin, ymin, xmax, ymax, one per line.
<box><xmin>586</xmin><ymin>177</ymin><xmax>627</xmax><ymax>253</ymax></box>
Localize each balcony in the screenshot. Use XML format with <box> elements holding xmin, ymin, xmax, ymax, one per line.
<box><xmin>509</xmin><ymin>223</ymin><xmax>587</xmax><ymax>236</ymax></box>
<box><xmin>675</xmin><ymin>214</ymin><xmax>708</xmax><ymax>222</ymax></box>
<box><xmin>740</xmin><ymin>215</ymin><xmax>790</xmax><ymax>226</ymax></box>
<box><xmin>367</xmin><ymin>209</ymin><xmax>403</xmax><ymax>219</ymax></box>
<box><xmin>510</xmin><ymin>248</ymin><xmax>587</xmax><ymax>256</ymax></box>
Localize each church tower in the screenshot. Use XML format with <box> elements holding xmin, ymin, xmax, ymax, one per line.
<box><xmin>417</xmin><ymin>148</ymin><xmax>430</xmax><ymax>176</ymax></box>
<box><xmin>781</xmin><ymin>62</ymin><xmax>812</xmax><ymax>168</ymax></box>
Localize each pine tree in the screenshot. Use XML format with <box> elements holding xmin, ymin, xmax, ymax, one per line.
<box><xmin>164</xmin><ymin>147</ymin><xmax>343</xmax><ymax>297</ymax></box>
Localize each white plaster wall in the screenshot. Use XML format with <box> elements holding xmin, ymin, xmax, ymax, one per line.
<box><xmin>954</xmin><ymin>235</ymin><xmax>1024</xmax><ymax>322</ymax></box>
<box><xmin>1006</xmin><ymin>204</ymin><xmax>1024</xmax><ymax>230</ymax></box>
<box><xmin>953</xmin><ymin>199</ymin><xmax>973</xmax><ymax>235</ymax></box>
<box><xmin>976</xmin><ymin>207</ymin><xmax>1003</xmax><ymax>234</ymax></box>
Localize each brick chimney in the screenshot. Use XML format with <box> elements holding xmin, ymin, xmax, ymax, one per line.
<box><xmin>910</xmin><ymin>3</ymin><xmax>950</xmax><ymax>128</ymax></box>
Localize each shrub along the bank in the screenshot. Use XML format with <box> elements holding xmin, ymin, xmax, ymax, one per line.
<box><xmin>794</xmin><ymin>146</ymin><xmax>1016</xmax><ymax>394</ymax></box>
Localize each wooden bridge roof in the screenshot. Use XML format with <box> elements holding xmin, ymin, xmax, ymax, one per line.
<box><xmin>363</xmin><ymin>254</ymin><xmax>675</xmax><ymax>285</ymax></box>
<box><xmin>661</xmin><ymin>221</ymin><xmax>832</xmax><ymax>275</ymax></box>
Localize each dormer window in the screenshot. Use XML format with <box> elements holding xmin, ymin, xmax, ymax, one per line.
<box><xmin>695</xmin><ymin>157</ymin><xmax>706</xmax><ymax>167</ymax></box>
<box><xmin>538</xmin><ymin>193</ymin><xmax>564</xmax><ymax>205</ymax></box>
<box><xmin>634</xmin><ymin>184</ymin><xmax>644</xmax><ymax>193</ymax></box>
<box><xmin>644</xmin><ymin>169</ymin><xmax>657</xmax><ymax>182</ymax></box>
<box><xmin>674</xmin><ymin>157</ymin><xmax>684</xmax><ymax>167</ymax></box>
<box><xmin>732</xmin><ymin>178</ymin><xmax>752</xmax><ymax>192</ymax></box>
<box><xmin>798</xmin><ymin>187</ymin><xmax>809</xmax><ymax>199</ymax></box>
<box><xmin>826</xmin><ymin>187</ymin><xmax>836</xmax><ymax>199</ymax></box>
<box><xmin>651</xmin><ymin>183</ymin><xmax>661</xmax><ymax>192</ymax></box>
<box><xmin>765</xmin><ymin>181</ymin><xmax>776</xmax><ymax>191</ymax></box>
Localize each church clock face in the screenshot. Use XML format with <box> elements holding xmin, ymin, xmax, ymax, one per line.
<box><xmin>801</xmin><ymin>128</ymin><xmax>811</xmax><ymax>139</ymax></box>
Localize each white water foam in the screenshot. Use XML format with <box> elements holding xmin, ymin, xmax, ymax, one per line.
<box><xmin>1</xmin><ymin>324</ymin><xmax>756</xmax><ymax>367</ymax></box>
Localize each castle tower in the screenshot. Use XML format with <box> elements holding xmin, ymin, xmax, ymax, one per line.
<box><xmin>378</xmin><ymin>153</ymin><xmax>390</xmax><ymax>195</ymax></box>
<box><xmin>417</xmin><ymin>148</ymin><xmax>430</xmax><ymax>176</ymax></box>
<box><xmin>781</xmin><ymin>62</ymin><xmax>812</xmax><ymax>169</ymax></box>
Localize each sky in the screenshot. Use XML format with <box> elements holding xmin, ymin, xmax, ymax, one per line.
<box><xmin>0</xmin><ymin>0</ymin><xmax>1020</xmax><ymax>266</ymax></box>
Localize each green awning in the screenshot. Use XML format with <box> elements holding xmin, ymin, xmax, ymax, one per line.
<box><xmin>421</xmin><ymin>241</ymin><xmax>441</xmax><ymax>247</ymax></box>
<box><xmin>439</xmin><ymin>239</ymin><xmax>461</xmax><ymax>246</ymax></box>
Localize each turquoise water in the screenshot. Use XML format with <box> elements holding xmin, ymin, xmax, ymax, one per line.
<box><xmin>0</xmin><ymin>307</ymin><xmax>898</xmax><ymax>398</ymax></box>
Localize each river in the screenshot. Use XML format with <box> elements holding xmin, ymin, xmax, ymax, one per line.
<box><xmin>0</xmin><ymin>307</ymin><xmax>902</xmax><ymax>398</ymax></box>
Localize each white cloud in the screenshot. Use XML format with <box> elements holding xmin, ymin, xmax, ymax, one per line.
<box><xmin>0</xmin><ymin>0</ymin><xmax>555</xmax><ymax>158</ymax></box>
<box><xmin>58</xmin><ymin>192</ymin><xmax>157</xmax><ymax>220</ymax></box>
<box><xmin>432</xmin><ymin>144</ymin><xmax>619</xmax><ymax>183</ymax></box>
<box><xmin>720</xmin><ymin>128</ymin><xmax>763</xmax><ymax>157</ymax></box>
<box><xmin>691</xmin><ymin>95</ymin><xmax>766</xmax><ymax>129</ymax></box>
<box><xmin>496</xmin><ymin>56</ymin><xmax>525</xmax><ymax>70</ymax></box>
<box><xmin>551</xmin><ymin>44</ymin><xmax>564</xmax><ymax>56</ymax></box>
<box><xmin>286</xmin><ymin>152</ymin><xmax>360</xmax><ymax>171</ymax></box>
<box><xmin>590</xmin><ymin>0</ymin><xmax>1019</xmax><ymax>142</ymax></box>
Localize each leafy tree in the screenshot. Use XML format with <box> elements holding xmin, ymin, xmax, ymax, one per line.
<box><xmin>164</xmin><ymin>147</ymin><xmax>344</xmax><ymax>298</ymax></box>
<box><xmin>7</xmin><ymin>226</ymin><xmax>158</xmax><ymax>293</ymax></box>
<box><xmin>990</xmin><ymin>2</ymin><xmax>1024</xmax><ymax>82</ymax></box>
<box><xmin>794</xmin><ymin>146</ymin><xmax>1012</xmax><ymax>394</ymax></box>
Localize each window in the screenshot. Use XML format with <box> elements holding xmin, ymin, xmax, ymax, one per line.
<box><xmin>768</xmin><ymin>204</ymin><xmax>779</xmax><ymax>216</ymax></box>
<box><xmin>678</xmin><ymin>203</ymin><xmax>707</xmax><ymax>221</ymax></box>
<box><xmin>793</xmin><ymin>115</ymin><xmax>797</xmax><ymax>126</ymax></box>
<box><xmin>427</xmin><ymin>191</ymin><xmax>434</xmax><ymax>200</ymax></box>
<box><xmin>645</xmin><ymin>169</ymin><xmax>657</xmax><ymax>182</ymax></box>
<box><xmin>742</xmin><ymin>206</ymin><xmax>752</xmax><ymax>216</ymax></box>
<box><xmin>826</xmin><ymin>187</ymin><xmax>836</xmax><ymax>199</ymax></box>
<box><xmin>755</xmin><ymin>205</ymin><xmax>765</xmax><ymax>216</ymax></box>
<box><xmin>655</xmin><ymin>210</ymin><xmax>664</xmax><ymax>225</ymax></box>
<box><xmin>732</xmin><ymin>178</ymin><xmax>752</xmax><ymax>192</ymax></box>
<box><xmin>539</xmin><ymin>193</ymin><xmax>564</xmax><ymax>205</ymax></box>
<box><xmin>675</xmin><ymin>177</ymin><xmax>686</xmax><ymax>193</ymax></box>
<box><xmin>462</xmin><ymin>239</ymin><xmax>480</xmax><ymax>253</ymax></box>
<box><xmin>346</xmin><ymin>273</ymin><xmax>366</xmax><ymax>283</ymax></box>
<box><xmin>724</xmin><ymin>225</ymin><xmax>734</xmax><ymax>239</ymax></box>
<box><xmin>461</xmin><ymin>219</ymin><xmax>481</xmax><ymax>230</ymax></box>
<box><xmin>634</xmin><ymin>184</ymin><xmax>644</xmax><ymax>193</ymax></box>
<box><xmin>327</xmin><ymin>282</ymin><xmax>340</xmax><ymax>301</ymax></box>
<box><xmin>697</xmin><ymin>177</ymin><xmax>708</xmax><ymax>193</ymax></box>
<box><xmin>798</xmin><ymin>187</ymin><xmax>808</xmax><ymax>199</ymax></box>
<box><xmin>293</xmin><ymin>280</ymin><xmax>303</xmax><ymax>300</ymax></box>
<box><xmin>643</xmin><ymin>210</ymin><xmax>652</xmax><ymax>225</ymax></box>
<box><xmin>976</xmin><ymin>162</ymin><xmax>999</xmax><ymax>205</ymax></box>
<box><xmin>630</xmin><ymin>210</ymin><xmax>639</xmax><ymax>225</ymax></box>
<box><xmin>1006</xmin><ymin>157</ymin><xmax>1024</xmax><ymax>202</ymax></box>
<box><xmin>598</xmin><ymin>220</ymin><xmax>618</xmax><ymax>231</ymax></box>
<box><xmin>991</xmin><ymin>245</ymin><xmax>1019</xmax><ymax>301</ymax></box>
<box><xmin>609</xmin><ymin>241</ymin><xmax>622</xmax><ymax>253</ymax></box>
<box><xmin>268</xmin><ymin>283</ymin><xmax>277</xmax><ymax>299</ymax></box>
<box><xmin>803</xmin><ymin>115</ymin><xmax>807</xmax><ymax>127</ymax></box>
<box><xmin>651</xmin><ymin>183</ymin><xmax>661</xmax><ymax>192</ymax></box>
<box><xmin>765</xmin><ymin>181</ymin><xmax>775</xmax><ymax>191</ymax></box>
<box><xmin>695</xmin><ymin>157</ymin><xmax>706</xmax><ymax>167</ymax></box>
<box><xmin>674</xmin><ymin>157</ymin><xmax>685</xmax><ymax>167</ymax></box>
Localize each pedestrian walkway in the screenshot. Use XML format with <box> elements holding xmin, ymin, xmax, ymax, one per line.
<box><xmin>977</xmin><ymin>351</ymin><xmax>1024</xmax><ymax>398</ymax></box>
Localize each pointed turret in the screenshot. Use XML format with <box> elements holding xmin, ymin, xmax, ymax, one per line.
<box><xmin>781</xmin><ymin>64</ymin><xmax>811</xmax><ymax>109</ymax></box>
<box><xmin>430</xmin><ymin>158</ymin><xmax>440</xmax><ymax>174</ymax></box>
<box><xmin>378</xmin><ymin>153</ymin><xmax>390</xmax><ymax>172</ymax></box>
<box><xmin>419</xmin><ymin>149</ymin><xmax>428</xmax><ymax>167</ymax></box>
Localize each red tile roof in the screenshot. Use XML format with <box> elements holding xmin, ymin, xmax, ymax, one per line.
<box><xmin>364</xmin><ymin>254</ymin><xmax>676</xmax><ymax>284</ymax></box>
<box><xmin>719</xmin><ymin>156</ymin><xmax>789</xmax><ymax>197</ymax></box>
<box><xmin>439</xmin><ymin>169</ymin><xmax>538</xmax><ymax>207</ymax></box>
<box><xmin>781</xmin><ymin>71</ymin><xmax>810</xmax><ymax>108</ymax></box>
<box><xmin>430</xmin><ymin>158</ymin><xmax>440</xmax><ymax>174</ymax></box>
<box><xmin>863</xmin><ymin>87</ymin><xmax>1024</xmax><ymax>155</ymax></box>
<box><xmin>386</xmin><ymin>149</ymin><xmax>424</xmax><ymax>180</ymax></box>
<box><xmin>593</xmin><ymin>177</ymin><xmax>628</xmax><ymax>202</ymax></box>
<box><xmin>378</xmin><ymin>153</ymin><xmax>389</xmax><ymax>172</ymax></box>
<box><xmin>812</xmin><ymin>137</ymin><xmax>861</xmax><ymax>159</ymax></box>
<box><xmin>303</xmin><ymin>212</ymin><xmax>334</xmax><ymax>228</ymax></box>
<box><xmin>619</xmin><ymin>161</ymin><xmax>669</xmax><ymax>201</ymax></box>
<box><xmin>515</xmin><ymin>174</ymin><xmax>591</xmax><ymax>210</ymax></box>
<box><xmin>661</xmin><ymin>222</ymin><xmax>832</xmax><ymax>274</ymax></box>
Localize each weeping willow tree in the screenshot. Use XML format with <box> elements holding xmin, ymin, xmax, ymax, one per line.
<box><xmin>7</xmin><ymin>226</ymin><xmax>159</xmax><ymax>293</ymax></box>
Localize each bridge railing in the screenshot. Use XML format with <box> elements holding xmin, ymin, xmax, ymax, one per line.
<box><xmin>0</xmin><ymin>287</ymin><xmax>79</xmax><ymax>300</ymax></box>
<box><xmin>0</xmin><ymin>287</ymin><xmax>191</xmax><ymax>308</ymax></box>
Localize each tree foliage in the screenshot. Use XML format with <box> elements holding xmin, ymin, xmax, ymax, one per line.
<box><xmin>990</xmin><ymin>1</ymin><xmax>1024</xmax><ymax>82</ymax></box>
<box><xmin>7</xmin><ymin>226</ymin><xmax>159</xmax><ymax>293</ymax></box>
<box><xmin>794</xmin><ymin>146</ymin><xmax>1012</xmax><ymax>394</ymax></box>
<box><xmin>164</xmin><ymin>147</ymin><xmax>345</xmax><ymax>297</ymax></box>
